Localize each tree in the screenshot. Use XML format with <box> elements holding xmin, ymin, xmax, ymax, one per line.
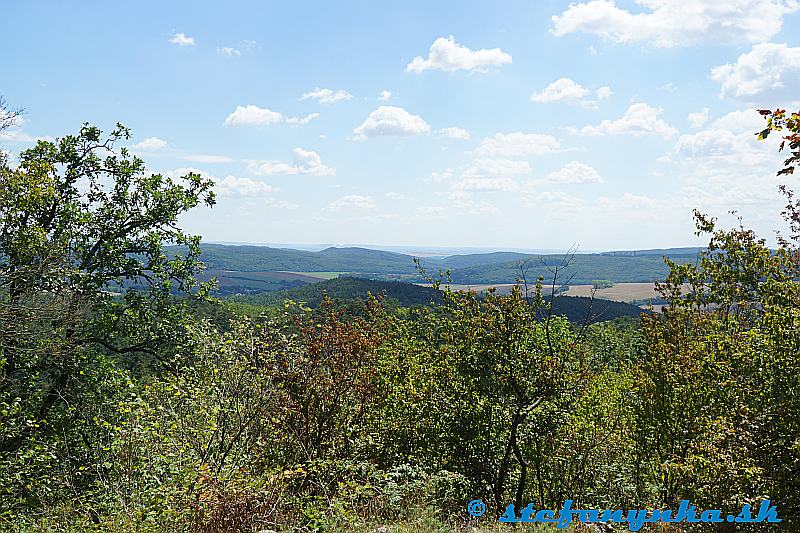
<box><xmin>0</xmin><ymin>122</ymin><xmax>215</xmax><ymax>516</ymax></box>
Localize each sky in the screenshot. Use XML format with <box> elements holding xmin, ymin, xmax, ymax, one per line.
<box><xmin>2</xmin><ymin>0</ymin><xmax>800</xmax><ymax>251</ymax></box>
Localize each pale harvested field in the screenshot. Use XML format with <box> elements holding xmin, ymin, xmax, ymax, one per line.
<box><xmin>565</xmin><ymin>282</ymin><xmax>691</xmax><ymax>303</ymax></box>
<box><xmin>564</xmin><ymin>282</ymin><xmax>660</xmax><ymax>302</ymax></box>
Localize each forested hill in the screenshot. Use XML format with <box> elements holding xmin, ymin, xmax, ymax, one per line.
<box><xmin>444</xmin><ymin>253</ymin><xmax>699</xmax><ymax>285</ymax></box>
<box><xmin>229</xmin><ymin>277</ymin><xmax>444</xmax><ymax>308</ymax></box>
<box><xmin>194</xmin><ymin>244</ymin><xmax>420</xmax><ymax>273</ymax></box>
<box><xmin>229</xmin><ymin>277</ymin><xmax>646</xmax><ymax>323</ymax></box>
<box><xmin>188</xmin><ymin>243</ymin><xmax>701</xmax><ymax>285</ymax></box>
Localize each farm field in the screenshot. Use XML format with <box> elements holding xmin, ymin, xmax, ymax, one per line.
<box><xmin>564</xmin><ymin>282</ymin><xmax>661</xmax><ymax>302</ymax></box>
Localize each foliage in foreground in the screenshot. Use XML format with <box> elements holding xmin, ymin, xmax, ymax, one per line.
<box><xmin>1</xmin><ymin>111</ymin><xmax>800</xmax><ymax>531</ymax></box>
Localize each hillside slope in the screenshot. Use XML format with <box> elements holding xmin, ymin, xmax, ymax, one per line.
<box><xmin>230</xmin><ymin>277</ymin><xmax>645</xmax><ymax>323</ymax></box>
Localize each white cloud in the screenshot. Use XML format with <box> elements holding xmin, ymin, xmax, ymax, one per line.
<box><xmin>687</xmin><ymin>107</ymin><xmax>710</xmax><ymax>128</ymax></box>
<box><xmin>224</xmin><ymin>105</ymin><xmax>283</xmax><ymax>126</ymax></box>
<box><xmin>0</xmin><ymin>129</ymin><xmax>53</xmax><ymax>143</ymax></box>
<box><xmin>378</xmin><ymin>90</ymin><xmax>392</xmax><ymax>101</ymax></box>
<box><xmin>671</xmin><ymin>109</ymin><xmax>777</xmax><ymax>173</ymax></box>
<box><xmin>429</xmin><ymin>169</ymin><xmax>454</xmax><ymax>182</ymax></box>
<box><xmin>247</xmin><ymin>148</ymin><xmax>335</xmax><ymax>176</ymax></box>
<box><xmin>544</xmin><ymin>161</ymin><xmax>604</xmax><ymax>184</ymax></box>
<box><xmin>386</xmin><ymin>191</ymin><xmax>405</xmax><ymax>200</ymax></box>
<box><xmin>223</xmin><ymin>105</ymin><xmax>318</xmax><ymax>127</ymax></box>
<box><xmin>531</xmin><ymin>78</ymin><xmax>612</xmax><ymax>109</ymax></box>
<box><xmin>711</xmin><ymin>109</ymin><xmax>763</xmax><ymax>132</ymax></box>
<box><xmin>353</xmin><ymin>106</ymin><xmax>430</xmax><ymax>140</ymax></box>
<box><xmin>327</xmin><ymin>195</ymin><xmax>377</xmax><ymax>211</ymax></box>
<box><xmin>217</xmin><ymin>46</ymin><xmax>241</xmax><ymax>57</ymax></box>
<box><xmin>531</xmin><ymin>77</ymin><xmax>590</xmax><ymax>103</ymax></box>
<box><xmin>452</xmin><ymin>159</ymin><xmax>531</xmax><ymax>192</ymax></box>
<box><xmin>168</xmin><ymin>167</ymin><xmax>277</xmax><ymax>197</ymax></box>
<box><xmin>438</xmin><ymin>127</ymin><xmax>470</xmax><ymax>140</ymax></box>
<box><xmin>551</xmin><ymin>0</ymin><xmax>799</xmax><ymax>48</ymax></box>
<box><xmin>182</xmin><ymin>154</ymin><xmax>233</xmax><ymax>164</ymax></box>
<box><xmin>674</xmin><ymin>112</ymin><xmax>771</xmax><ymax>166</ymax></box>
<box><xmin>170</xmin><ymin>32</ymin><xmax>195</xmax><ymax>47</ymax></box>
<box><xmin>475</xmin><ymin>132</ymin><xmax>560</xmax><ymax>157</ymax></box>
<box><xmin>131</xmin><ymin>137</ymin><xmax>168</xmax><ymax>151</ymax></box>
<box><xmin>406</xmin><ymin>35</ymin><xmax>512</xmax><ymax>73</ymax></box>
<box><xmin>216</xmin><ymin>175</ymin><xmax>278</xmax><ymax>197</ymax></box>
<box><xmin>580</xmin><ymin>103</ymin><xmax>677</xmax><ymax>138</ymax></box>
<box><xmin>300</xmin><ymin>87</ymin><xmax>353</xmax><ymax>104</ymax></box>
<box><xmin>284</xmin><ymin>113</ymin><xmax>320</xmax><ymax>126</ymax></box>
<box><xmin>596</xmin><ymin>86</ymin><xmax>613</xmax><ymax>100</ymax></box>
<box><xmin>711</xmin><ymin>42</ymin><xmax>800</xmax><ymax>103</ymax></box>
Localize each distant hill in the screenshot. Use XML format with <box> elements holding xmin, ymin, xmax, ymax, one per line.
<box><xmin>182</xmin><ymin>243</ymin><xmax>702</xmax><ymax>286</ymax></box>
<box><xmin>229</xmin><ymin>277</ymin><xmax>645</xmax><ymax>323</ymax></box>
<box><xmin>445</xmin><ymin>252</ymin><xmax>700</xmax><ymax>285</ymax></box>
<box><xmin>231</xmin><ymin>277</ymin><xmax>444</xmax><ymax>308</ymax></box>
<box><xmin>439</xmin><ymin>251</ymin><xmax>532</xmax><ymax>270</ymax></box>
<box><xmin>598</xmin><ymin>247</ymin><xmax>704</xmax><ymax>256</ymax></box>
<box><xmin>194</xmin><ymin>244</ymin><xmax>421</xmax><ymax>273</ymax></box>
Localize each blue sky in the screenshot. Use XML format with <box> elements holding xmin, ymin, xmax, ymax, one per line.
<box><xmin>2</xmin><ymin>0</ymin><xmax>800</xmax><ymax>251</ymax></box>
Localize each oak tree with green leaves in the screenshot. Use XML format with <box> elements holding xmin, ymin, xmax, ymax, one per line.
<box><xmin>0</xmin><ymin>122</ymin><xmax>215</xmax><ymax>515</ymax></box>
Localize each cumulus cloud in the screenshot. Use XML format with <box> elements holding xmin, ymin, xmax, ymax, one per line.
<box><xmin>247</xmin><ymin>148</ymin><xmax>335</xmax><ymax>176</ymax></box>
<box><xmin>378</xmin><ymin>90</ymin><xmax>392</xmax><ymax>101</ymax></box>
<box><xmin>170</xmin><ymin>32</ymin><xmax>195</xmax><ymax>46</ymax></box>
<box><xmin>223</xmin><ymin>105</ymin><xmax>319</xmax><ymax>127</ymax></box>
<box><xmin>284</xmin><ymin>113</ymin><xmax>320</xmax><ymax>126</ymax></box>
<box><xmin>544</xmin><ymin>161</ymin><xmax>604</xmax><ymax>184</ymax></box>
<box><xmin>169</xmin><ymin>167</ymin><xmax>277</xmax><ymax>197</ymax></box>
<box><xmin>326</xmin><ymin>195</ymin><xmax>377</xmax><ymax>211</ymax></box>
<box><xmin>0</xmin><ymin>128</ymin><xmax>54</xmax><ymax>143</ymax></box>
<box><xmin>687</xmin><ymin>107</ymin><xmax>710</xmax><ymax>129</ymax></box>
<box><xmin>711</xmin><ymin>42</ymin><xmax>800</xmax><ymax>103</ymax></box>
<box><xmin>711</xmin><ymin>109</ymin><xmax>763</xmax><ymax>132</ymax></box>
<box><xmin>531</xmin><ymin>78</ymin><xmax>612</xmax><ymax>109</ymax></box>
<box><xmin>300</xmin><ymin>87</ymin><xmax>353</xmax><ymax>104</ymax></box>
<box><xmin>215</xmin><ymin>175</ymin><xmax>278</xmax><ymax>197</ymax></box>
<box><xmin>131</xmin><ymin>137</ymin><xmax>168</xmax><ymax>151</ymax></box>
<box><xmin>475</xmin><ymin>132</ymin><xmax>560</xmax><ymax>157</ymax></box>
<box><xmin>596</xmin><ymin>86</ymin><xmax>613</xmax><ymax>100</ymax></box>
<box><xmin>580</xmin><ymin>103</ymin><xmax>677</xmax><ymax>138</ymax></box>
<box><xmin>223</xmin><ymin>105</ymin><xmax>283</xmax><ymax>126</ymax></box>
<box><xmin>438</xmin><ymin>127</ymin><xmax>470</xmax><ymax>140</ymax></box>
<box><xmin>452</xmin><ymin>159</ymin><xmax>531</xmax><ymax>192</ymax></box>
<box><xmin>551</xmin><ymin>0</ymin><xmax>799</xmax><ymax>48</ymax></box>
<box><xmin>353</xmin><ymin>106</ymin><xmax>430</xmax><ymax>140</ymax></box>
<box><xmin>674</xmin><ymin>109</ymin><xmax>771</xmax><ymax>166</ymax></box>
<box><xmin>406</xmin><ymin>35</ymin><xmax>512</xmax><ymax>73</ymax></box>
<box><xmin>531</xmin><ymin>77</ymin><xmax>590</xmax><ymax>103</ymax></box>
<box><xmin>217</xmin><ymin>46</ymin><xmax>241</xmax><ymax>57</ymax></box>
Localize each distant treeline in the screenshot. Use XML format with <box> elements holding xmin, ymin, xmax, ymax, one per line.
<box><xmin>188</xmin><ymin>243</ymin><xmax>701</xmax><ymax>285</ymax></box>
